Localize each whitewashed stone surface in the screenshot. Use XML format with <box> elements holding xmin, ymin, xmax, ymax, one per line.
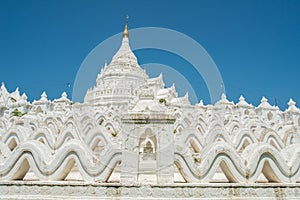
<box><xmin>0</xmin><ymin>19</ymin><xmax>300</xmax><ymax>199</ymax></box>
<box><xmin>0</xmin><ymin>182</ymin><xmax>300</xmax><ymax>199</ymax></box>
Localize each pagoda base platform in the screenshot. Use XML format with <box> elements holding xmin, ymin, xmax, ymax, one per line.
<box><xmin>0</xmin><ymin>181</ymin><xmax>299</xmax><ymax>199</ymax></box>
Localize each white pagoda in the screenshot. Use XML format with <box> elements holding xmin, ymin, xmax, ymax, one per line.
<box><xmin>0</xmin><ymin>17</ymin><xmax>300</xmax><ymax>199</ymax></box>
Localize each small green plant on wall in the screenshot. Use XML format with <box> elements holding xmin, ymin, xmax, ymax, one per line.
<box><xmin>11</xmin><ymin>108</ymin><xmax>26</xmax><ymax>117</ymax></box>
<box><xmin>193</xmin><ymin>157</ymin><xmax>201</xmax><ymax>163</ymax></box>
<box><xmin>111</xmin><ymin>132</ymin><xmax>118</xmax><ymax>137</ymax></box>
<box><xmin>159</xmin><ymin>98</ymin><xmax>166</xmax><ymax>105</ymax></box>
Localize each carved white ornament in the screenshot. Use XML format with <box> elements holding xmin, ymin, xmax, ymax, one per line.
<box><xmin>0</xmin><ymin>22</ymin><xmax>300</xmax><ymax>185</ymax></box>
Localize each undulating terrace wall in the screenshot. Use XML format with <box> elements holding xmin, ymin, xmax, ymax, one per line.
<box><xmin>1</xmin><ymin>84</ymin><xmax>300</xmax><ymax>184</ymax></box>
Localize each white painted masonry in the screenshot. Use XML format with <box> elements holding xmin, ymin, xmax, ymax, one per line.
<box><xmin>1</xmin><ymin>19</ymin><xmax>300</xmax><ymax>199</ymax></box>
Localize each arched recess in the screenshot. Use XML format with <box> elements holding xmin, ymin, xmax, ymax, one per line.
<box><xmin>175</xmin><ymin>124</ymin><xmax>184</xmax><ymax>134</ymax></box>
<box><xmin>104</xmin><ymin>122</ymin><xmax>115</xmax><ymax>133</ymax></box>
<box><xmin>138</xmin><ymin>128</ymin><xmax>157</xmax><ymax>183</ymax></box>
<box><xmin>197</xmin><ymin>126</ymin><xmax>203</xmax><ymax>135</ymax></box>
<box><xmin>285</xmin><ymin>134</ymin><xmax>294</xmax><ymax>145</ymax></box>
<box><xmin>55</xmin><ymin>130</ymin><xmax>77</xmax><ymax>149</ymax></box>
<box><xmin>29</xmin><ymin>122</ymin><xmax>37</xmax><ymax>131</ymax></box>
<box><xmin>61</xmin><ymin>158</ymin><xmax>76</xmax><ymax>181</ymax></box>
<box><xmin>262</xmin><ymin>160</ymin><xmax>280</xmax><ymax>183</ymax></box>
<box><xmin>269</xmin><ymin>139</ymin><xmax>281</xmax><ymax>151</ymax></box>
<box><xmin>46</xmin><ymin>121</ymin><xmax>58</xmax><ymax>134</ymax></box>
<box><xmin>39</xmin><ymin>138</ymin><xmax>45</xmax><ymax>144</ymax></box>
<box><xmin>196</xmin><ymin>118</ymin><xmax>207</xmax><ymax>136</ymax></box>
<box><xmin>267</xmin><ymin>112</ymin><xmax>273</xmax><ymax>121</ymax></box>
<box><xmin>99</xmin><ymin>118</ymin><xmax>104</xmax><ymax>125</ymax></box>
<box><xmin>174</xmin><ymin>161</ymin><xmax>188</xmax><ymax>183</ymax></box>
<box><xmin>107</xmin><ymin>162</ymin><xmax>121</xmax><ymax>183</ymax></box>
<box><xmin>225</xmin><ymin>106</ymin><xmax>232</xmax><ymax>113</ymax></box>
<box><xmin>237</xmin><ymin>138</ymin><xmax>250</xmax><ymax>153</ymax></box>
<box><xmin>83</xmin><ymin>122</ymin><xmax>94</xmax><ymax>135</ymax></box>
<box><xmin>138</xmin><ymin>128</ymin><xmax>157</xmax><ymax>159</ymax></box>
<box><xmin>96</xmin><ymin>115</ymin><xmax>106</xmax><ymax>126</ymax></box>
<box><xmin>244</xmin><ymin>109</ymin><xmax>250</xmax><ymax>115</ymax></box>
<box><xmin>183</xmin><ymin>117</ymin><xmax>191</xmax><ymax>127</ymax></box>
<box><xmin>31</xmin><ymin>130</ymin><xmax>55</xmax><ymax>149</ymax></box>
<box><xmin>189</xmin><ymin>139</ymin><xmax>201</xmax><ymax>153</ymax></box>
<box><xmin>209</xmin><ymin>160</ymin><xmax>238</xmax><ymax>183</ymax></box>
<box><xmin>8</xmin><ymin>137</ymin><xmax>18</xmax><ymax>151</ymax></box>
<box><xmin>231</xmin><ymin>125</ymin><xmax>239</xmax><ymax>136</ymax></box>
<box><xmin>219</xmin><ymin>160</ymin><xmax>238</xmax><ymax>183</ymax></box>
<box><xmin>103</xmin><ymin>160</ymin><xmax>122</xmax><ymax>183</ymax></box>
<box><xmin>262</xmin><ymin>131</ymin><xmax>284</xmax><ymax>150</ymax></box>
<box><xmin>12</xmin><ymin>159</ymin><xmax>30</xmax><ymax>180</ymax></box>
<box><xmin>65</xmin><ymin>162</ymin><xmax>84</xmax><ymax>181</ymax></box>
<box><xmin>90</xmin><ymin>138</ymin><xmax>104</xmax><ymax>153</ymax></box>
<box><xmin>79</xmin><ymin>115</ymin><xmax>91</xmax><ymax>125</ymax></box>
<box><xmin>283</xmin><ymin>129</ymin><xmax>299</xmax><ymax>145</ymax></box>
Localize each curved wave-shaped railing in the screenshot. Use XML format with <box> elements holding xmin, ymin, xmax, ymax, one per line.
<box><xmin>0</xmin><ymin>110</ymin><xmax>123</xmax><ymax>182</ymax></box>
<box><xmin>0</xmin><ymin>140</ymin><xmax>121</xmax><ymax>182</ymax></box>
<box><xmin>30</xmin><ymin>128</ymin><xmax>55</xmax><ymax>149</ymax></box>
<box><xmin>233</xmin><ymin>129</ymin><xmax>258</xmax><ymax>150</ymax></box>
<box><xmin>84</xmin><ymin>127</ymin><xmax>111</xmax><ymax>149</ymax></box>
<box><xmin>174</xmin><ymin>140</ymin><xmax>300</xmax><ymax>183</ymax></box>
<box><xmin>1</xmin><ymin>100</ymin><xmax>300</xmax><ymax>184</ymax></box>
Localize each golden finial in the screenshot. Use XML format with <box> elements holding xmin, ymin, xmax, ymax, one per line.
<box><xmin>123</xmin><ymin>15</ymin><xmax>129</xmax><ymax>38</ymax></box>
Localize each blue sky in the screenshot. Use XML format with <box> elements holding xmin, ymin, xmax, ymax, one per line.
<box><xmin>0</xmin><ymin>0</ymin><xmax>299</xmax><ymax>109</ymax></box>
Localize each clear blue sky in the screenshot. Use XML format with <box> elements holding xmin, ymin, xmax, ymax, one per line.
<box><xmin>0</xmin><ymin>0</ymin><xmax>299</xmax><ymax>109</ymax></box>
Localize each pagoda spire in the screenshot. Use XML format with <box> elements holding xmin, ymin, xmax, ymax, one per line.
<box><xmin>123</xmin><ymin>15</ymin><xmax>129</xmax><ymax>38</ymax></box>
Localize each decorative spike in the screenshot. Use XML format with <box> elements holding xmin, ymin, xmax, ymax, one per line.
<box><xmin>184</xmin><ymin>92</ymin><xmax>189</xmax><ymax>98</ymax></box>
<box><xmin>171</xmin><ymin>83</ymin><xmax>175</xmax><ymax>89</ymax></box>
<box><xmin>239</xmin><ymin>95</ymin><xmax>245</xmax><ymax>102</ymax></box>
<box><xmin>261</xmin><ymin>96</ymin><xmax>268</xmax><ymax>103</ymax></box>
<box><xmin>258</xmin><ymin>96</ymin><xmax>275</xmax><ymax>110</ymax></box>
<box><xmin>123</xmin><ymin>15</ymin><xmax>129</xmax><ymax>38</ymax></box>
<box><xmin>40</xmin><ymin>91</ymin><xmax>48</xmax><ymax>101</ymax></box>
<box><xmin>1</xmin><ymin>82</ymin><xmax>8</xmax><ymax>94</ymax></box>
<box><xmin>198</xmin><ymin>100</ymin><xmax>204</xmax><ymax>106</ymax></box>
<box><xmin>221</xmin><ymin>93</ymin><xmax>227</xmax><ymax>100</ymax></box>
<box><xmin>288</xmin><ymin>98</ymin><xmax>296</xmax><ymax>107</ymax></box>
<box><xmin>21</xmin><ymin>93</ymin><xmax>27</xmax><ymax>100</ymax></box>
<box><xmin>62</xmin><ymin>92</ymin><xmax>67</xmax><ymax>98</ymax></box>
<box><xmin>237</xmin><ymin>95</ymin><xmax>253</xmax><ymax>108</ymax></box>
<box><xmin>287</xmin><ymin>98</ymin><xmax>300</xmax><ymax>113</ymax></box>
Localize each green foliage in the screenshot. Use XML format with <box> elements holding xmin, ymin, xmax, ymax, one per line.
<box><xmin>11</xmin><ymin>108</ymin><xmax>26</xmax><ymax>117</ymax></box>
<box><xmin>111</xmin><ymin>132</ymin><xmax>118</xmax><ymax>137</ymax></box>
<box><xmin>194</xmin><ymin>157</ymin><xmax>201</xmax><ymax>163</ymax></box>
<box><xmin>159</xmin><ymin>98</ymin><xmax>166</xmax><ymax>104</ymax></box>
<box><xmin>173</xmin><ymin>129</ymin><xmax>177</xmax><ymax>134</ymax></box>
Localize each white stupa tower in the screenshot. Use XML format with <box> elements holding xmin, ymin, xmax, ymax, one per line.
<box><xmin>84</xmin><ymin>16</ymin><xmax>148</xmax><ymax>105</ymax></box>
